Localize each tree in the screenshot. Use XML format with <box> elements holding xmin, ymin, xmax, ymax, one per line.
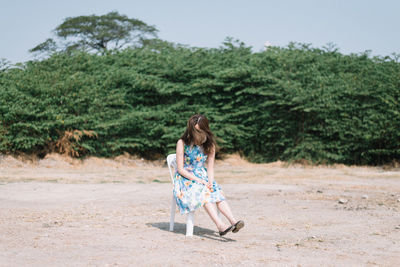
<box><xmin>0</xmin><ymin>58</ymin><xmax>11</xmax><ymax>71</ymax></box>
<box><xmin>29</xmin><ymin>11</ymin><xmax>158</xmax><ymax>56</ymax></box>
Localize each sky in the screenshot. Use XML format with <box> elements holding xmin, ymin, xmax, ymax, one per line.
<box><xmin>1</xmin><ymin>0</ymin><xmax>399</xmax><ymax>64</ymax></box>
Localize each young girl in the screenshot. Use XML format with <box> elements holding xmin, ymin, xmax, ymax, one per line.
<box><xmin>173</xmin><ymin>114</ymin><xmax>244</xmax><ymax>236</ymax></box>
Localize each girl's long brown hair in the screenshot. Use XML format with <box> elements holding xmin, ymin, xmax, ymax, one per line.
<box><xmin>180</xmin><ymin>114</ymin><xmax>219</xmax><ymax>155</ymax></box>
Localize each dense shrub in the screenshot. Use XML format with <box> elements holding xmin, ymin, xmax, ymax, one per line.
<box><xmin>0</xmin><ymin>41</ymin><xmax>399</xmax><ymax>165</ymax></box>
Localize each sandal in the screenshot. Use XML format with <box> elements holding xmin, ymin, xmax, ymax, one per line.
<box><xmin>219</xmin><ymin>225</ymin><xmax>233</xmax><ymax>236</ymax></box>
<box><xmin>232</xmin><ymin>220</ymin><xmax>244</xmax><ymax>233</ymax></box>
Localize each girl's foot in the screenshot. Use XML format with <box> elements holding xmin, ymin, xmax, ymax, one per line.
<box><xmin>231</xmin><ymin>220</ymin><xmax>244</xmax><ymax>233</ymax></box>
<box><xmin>218</xmin><ymin>225</ymin><xmax>233</xmax><ymax>236</ymax></box>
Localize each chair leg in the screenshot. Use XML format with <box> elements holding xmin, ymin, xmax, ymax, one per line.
<box><xmin>186</xmin><ymin>211</ymin><xmax>194</xmax><ymax>237</ymax></box>
<box><xmin>169</xmin><ymin>195</ymin><xmax>176</xmax><ymax>231</ymax></box>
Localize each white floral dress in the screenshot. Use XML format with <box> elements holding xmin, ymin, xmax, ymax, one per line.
<box><xmin>173</xmin><ymin>143</ymin><xmax>226</xmax><ymax>214</ymax></box>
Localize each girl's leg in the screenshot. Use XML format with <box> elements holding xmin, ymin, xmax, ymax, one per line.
<box><xmin>216</xmin><ymin>200</ymin><xmax>237</xmax><ymax>225</ymax></box>
<box><xmin>203</xmin><ymin>202</ymin><xmax>230</xmax><ymax>231</ymax></box>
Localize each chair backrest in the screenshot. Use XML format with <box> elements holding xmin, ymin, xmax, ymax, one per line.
<box><xmin>167</xmin><ymin>153</ymin><xmax>177</xmax><ymax>184</ymax></box>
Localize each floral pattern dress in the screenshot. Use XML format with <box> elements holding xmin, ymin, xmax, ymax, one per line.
<box><xmin>173</xmin><ymin>143</ymin><xmax>226</xmax><ymax>214</ymax></box>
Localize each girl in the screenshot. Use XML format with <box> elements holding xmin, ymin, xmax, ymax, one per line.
<box><xmin>173</xmin><ymin>114</ymin><xmax>244</xmax><ymax>236</ymax></box>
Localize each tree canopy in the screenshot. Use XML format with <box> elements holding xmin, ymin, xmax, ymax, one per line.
<box><xmin>29</xmin><ymin>11</ymin><xmax>158</xmax><ymax>56</ymax></box>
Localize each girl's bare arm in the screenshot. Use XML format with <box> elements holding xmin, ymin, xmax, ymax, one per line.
<box><xmin>206</xmin><ymin>144</ymin><xmax>216</xmax><ymax>183</ymax></box>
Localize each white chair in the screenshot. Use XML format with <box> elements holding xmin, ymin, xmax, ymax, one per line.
<box><xmin>167</xmin><ymin>153</ymin><xmax>220</xmax><ymax>237</ymax></box>
<box><xmin>167</xmin><ymin>153</ymin><xmax>194</xmax><ymax>236</ymax></box>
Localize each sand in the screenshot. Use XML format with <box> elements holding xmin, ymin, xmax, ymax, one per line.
<box><xmin>0</xmin><ymin>153</ymin><xmax>399</xmax><ymax>266</ymax></box>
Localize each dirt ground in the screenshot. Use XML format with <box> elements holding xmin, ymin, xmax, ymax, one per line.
<box><xmin>0</xmin><ymin>153</ymin><xmax>399</xmax><ymax>266</ymax></box>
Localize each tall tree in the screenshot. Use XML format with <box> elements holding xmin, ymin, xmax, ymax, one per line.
<box><xmin>30</xmin><ymin>11</ymin><xmax>158</xmax><ymax>55</ymax></box>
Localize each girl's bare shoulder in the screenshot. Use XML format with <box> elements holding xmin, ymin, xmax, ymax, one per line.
<box><xmin>177</xmin><ymin>139</ymin><xmax>186</xmax><ymax>148</ymax></box>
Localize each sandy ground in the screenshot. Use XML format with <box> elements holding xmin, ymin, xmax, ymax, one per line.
<box><xmin>0</xmin><ymin>153</ymin><xmax>400</xmax><ymax>266</ymax></box>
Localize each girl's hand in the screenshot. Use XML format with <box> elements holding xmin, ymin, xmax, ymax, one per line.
<box><xmin>201</xmin><ymin>180</ymin><xmax>213</xmax><ymax>191</ymax></box>
<box><xmin>206</xmin><ymin>181</ymin><xmax>213</xmax><ymax>190</ymax></box>
<box><xmin>197</xmin><ymin>179</ymin><xmax>208</xmax><ymax>186</ymax></box>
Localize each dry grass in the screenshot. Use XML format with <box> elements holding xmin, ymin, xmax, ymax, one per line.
<box><xmin>51</xmin><ymin>129</ymin><xmax>98</xmax><ymax>157</ymax></box>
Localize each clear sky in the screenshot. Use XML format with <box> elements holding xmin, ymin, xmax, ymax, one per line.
<box><xmin>1</xmin><ymin>0</ymin><xmax>399</xmax><ymax>64</ymax></box>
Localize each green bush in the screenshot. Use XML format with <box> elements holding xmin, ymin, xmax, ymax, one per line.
<box><xmin>0</xmin><ymin>41</ymin><xmax>399</xmax><ymax>165</ymax></box>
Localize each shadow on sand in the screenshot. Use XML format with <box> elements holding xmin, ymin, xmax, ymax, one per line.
<box><xmin>147</xmin><ymin>222</ymin><xmax>236</xmax><ymax>242</ymax></box>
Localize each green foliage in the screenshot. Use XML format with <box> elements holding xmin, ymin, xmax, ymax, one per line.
<box><xmin>1</xmin><ymin>40</ymin><xmax>399</xmax><ymax>165</ymax></box>
<box><xmin>29</xmin><ymin>11</ymin><xmax>158</xmax><ymax>56</ymax></box>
